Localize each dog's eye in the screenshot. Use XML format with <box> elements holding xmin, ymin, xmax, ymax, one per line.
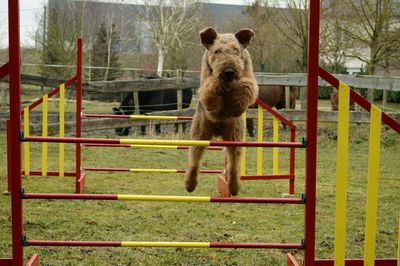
<box><xmin>214</xmin><ymin>50</ymin><xmax>222</xmax><ymax>54</ymax></box>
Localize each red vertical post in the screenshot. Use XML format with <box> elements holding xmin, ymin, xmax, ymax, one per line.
<box><xmin>6</xmin><ymin>119</ymin><xmax>12</xmax><ymax>193</ymax></box>
<box><xmin>304</xmin><ymin>0</ymin><xmax>320</xmax><ymax>265</ymax></box>
<box><xmin>8</xmin><ymin>0</ymin><xmax>24</xmax><ymax>264</ymax></box>
<box><xmin>75</xmin><ymin>38</ymin><xmax>84</xmax><ymax>193</ymax></box>
<box><xmin>289</xmin><ymin>128</ymin><xmax>295</xmax><ymax>194</ymax></box>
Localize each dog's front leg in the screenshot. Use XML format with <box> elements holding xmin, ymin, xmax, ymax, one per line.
<box><xmin>184</xmin><ymin>115</ymin><xmax>213</xmax><ymax>193</ymax></box>
<box><xmin>185</xmin><ymin>145</ymin><xmax>207</xmax><ymax>192</ymax></box>
<box><xmin>222</xmin><ymin>118</ymin><xmax>244</xmax><ymax>195</ymax></box>
<box><xmin>225</xmin><ymin>146</ymin><xmax>242</xmax><ymax>196</ymax></box>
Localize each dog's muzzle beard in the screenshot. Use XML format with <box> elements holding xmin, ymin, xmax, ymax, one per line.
<box><xmin>207</xmin><ymin>60</ymin><xmax>237</xmax><ymax>85</ymax></box>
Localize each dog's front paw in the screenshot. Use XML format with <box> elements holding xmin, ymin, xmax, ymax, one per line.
<box><xmin>229</xmin><ymin>179</ymin><xmax>240</xmax><ymax>196</ymax></box>
<box><xmin>184</xmin><ymin>169</ymin><xmax>198</xmax><ymax>193</ymax></box>
<box><xmin>227</xmin><ymin>170</ymin><xmax>241</xmax><ymax>196</ymax></box>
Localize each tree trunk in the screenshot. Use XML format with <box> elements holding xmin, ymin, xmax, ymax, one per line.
<box><xmin>366</xmin><ymin>62</ymin><xmax>375</xmax><ymax>102</ymax></box>
<box><xmin>157</xmin><ymin>47</ymin><xmax>164</xmax><ymax>77</ymax></box>
<box><xmin>104</xmin><ymin>28</ymin><xmax>112</xmax><ymax>81</ymax></box>
<box><xmin>88</xmin><ymin>37</ymin><xmax>92</xmax><ymax>82</ymax></box>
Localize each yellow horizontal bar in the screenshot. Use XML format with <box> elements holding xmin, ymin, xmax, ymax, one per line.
<box><xmin>120</xmin><ymin>139</ymin><xmax>210</xmax><ymax>147</ymax></box>
<box><xmin>117</xmin><ymin>195</ymin><xmax>211</xmax><ymax>202</ymax></box>
<box><xmin>129</xmin><ymin>168</ymin><xmax>178</xmax><ymax>173</ymax></box>
<box><xmin>130</xmin><ymin>115</ymin><xmax>178</xmax><ymax>120</ymax></box>
<box><xmin>121</xmin><ymin>241</ymin><xmax>210</xmax><ymax>248</ymax></box>
<box><xmin>130</xmin><ymin>144</ymin><xmax>178</xmax><ymax>149</ymax></box>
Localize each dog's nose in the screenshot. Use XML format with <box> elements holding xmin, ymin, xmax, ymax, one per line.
<box><xmin>223</xmin><ymin>68</ymin><xmax>235</xmax><ymax>82</ymax></box>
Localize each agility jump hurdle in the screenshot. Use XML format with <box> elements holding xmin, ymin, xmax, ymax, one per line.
<box><xmin>239</xmin><ymin>98</ymin><xmax>297</xmax><ymax>192</ymax></box>
<box><xmin>286</xmin><ymin>72</ymin><xmax>400</xmax><ymax>264</ymax></box>
<box><xmin>5</xmin><ymin>38</ymin><xmax>85</xmax><ymax>194</ymax></box>
<box><xmin>14</xmin><ymin>68</ymin><xmax>298</xmax><ymax>194</ymax></box>
<box><xmin>81</xmin><ymin>98</ymin><xmax>297</xmax><ymax>195</ymax></box>
<box><xmin>2</xmin><ymin>1</ymin><xmax>305</xmax><ymax>262</ymax></box>
<box><xmin>2</xmin><ymin>0</ymin><xmax>399</xmax><ymax>265</ymax></box>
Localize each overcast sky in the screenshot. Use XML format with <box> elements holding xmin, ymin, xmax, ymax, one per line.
<box><xmin>0</xmin><ymin>0</ymin><xmax>253</xmax><ymax>48</ymax></box>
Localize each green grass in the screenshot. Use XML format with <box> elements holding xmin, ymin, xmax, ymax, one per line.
<box><xmin>0</xmin><ymin>124</ymin><xmax>399</xmax><ymax>265</ymax></box>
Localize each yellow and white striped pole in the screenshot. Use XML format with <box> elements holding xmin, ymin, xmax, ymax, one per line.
<box><xmin>130</xmin><ymin>144</ymin><xmax>179</xmax><ymax>149</ymax></box>
<box><xmin>363</xmin><ymin>104</ymin><xmax>382</xmax><ymax>265</ymax></box>
<box><xmin>120</xmin><ymin>139</ymin><xmax>211</xmax><ymax>146</ymax></box>
<box><xmin>272</xmin><ymin>116</ymin><xmax>279</xmax><ymax>175</ymax></box>
<box><xmin>117</xmin><ymin>194</ymin><xmax>211</xmax><ymax>202</ymax></box>
<box><xmin>130</xmin><ymin>115</ymin><xmax>184</xmax><ymax>120</ymax></box>
<box><xmin>42</xmin><ymin>95</ymin><xmax>48</xmax><ymax>176</ymax></box>
<box><xmin>129</xmin><ymin>168</ymin><xmax>178</xmax><ymax>173</ymax></box>
<box><xmin>121</xmin><ymin>241</ymin><xmax>210</xmax><ymax>248</ymax></box>
<box><xmin>23</xmin><ymin>107</ymin><xmax>30</xmax><ymax>175</ymax></box>
<box><xmin>333</xmin><ymin>81</ymin><xmax>350</xmax><ymax>266</ymax></box>
<box><xmin>257</xmin><ymin>105</ymin><xmax>263</xmax><ymax>175</ymax></box>
<box><xmin>59</xmin><ymin>84</ymin><xmax>65</xmax><ymax>177</ymax></box>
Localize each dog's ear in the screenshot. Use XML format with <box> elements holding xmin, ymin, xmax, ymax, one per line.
<box><xmin>200</xmin><ymin>27</ymin><xmax>218</xmax><ymax>50</ymax></box>
<box><xmin>235</xmin><ymin>29</ymin><xmax>255</xmax><ymax>48</ymax></box>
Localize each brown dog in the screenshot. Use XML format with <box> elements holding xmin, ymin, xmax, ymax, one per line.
<box><xmin>184</xmin><ymin>27</ymin><xmax>259</xmax><ymax>196</ymax></box>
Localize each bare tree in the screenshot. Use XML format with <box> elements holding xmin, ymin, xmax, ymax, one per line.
<box><xmin>242</xmin><ymin>0</ymin><xmax>300</xmax><ymax>72</ymax></box>
<box><xmin>91</xmin><ymin>22</ymin><xmax>122</xmax><ymax>81</ymax></box>
<box><xmin>270</xmin><ymin>0</ymin><xmax>309</xmax><ymax>72</ymax></box>
<box><xmin>38</xmin><ymin>1</ymin><xmax>82</xmax><ymax>79</ymax></box>
<box><xmin>0</xmin><ymin>7</ymin><xmax>8</xmax><ymax>49</ymax></box>
<box><xmin>319</xmin><ymin>14</ymin><xmax>351</xmax><ymax>73</ymax></box>
<box><xmin>334</xmin><ymin>0</ymin><xmax>400</xmax><ymax>73</ymax></box>
<box><xmin>135</xmin><ymin>0</ymin><xmax>204</xmax><ymax>76</ymax></box>
<box><xmin>333</xmin><ymin>0</ymin><xmax>400</xmax><ymax>100</ymax></box>
<box><xmin>244</xmin><ymin>1</ymin><xmax>272</xmax><ymax>71</ymax></box>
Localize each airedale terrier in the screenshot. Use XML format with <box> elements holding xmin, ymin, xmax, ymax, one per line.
<box><xmin>184</xmin><ymin>27</ymin><xmax>259</xmax><ymax>195</ymax></box>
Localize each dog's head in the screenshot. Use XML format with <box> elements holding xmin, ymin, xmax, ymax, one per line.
<box><xmin>200</xmin><ymin>27</ymin><xmax>254</xmax><ymax>83</ymax></box>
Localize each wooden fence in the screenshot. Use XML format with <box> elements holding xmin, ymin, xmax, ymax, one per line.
<box><xmin>2</xmin><ymin>72</ymin><xmax>400</xmax><ymax>107</ymax></box>
<box><xmin>2</xmin><ymin>72</ymin><xmax>400</xmax><ymax>93</ymax></box>
<box><xmin>1</xmin><ymin>72</ymin><xmax>400</xmax><ymax>134</ymax></box>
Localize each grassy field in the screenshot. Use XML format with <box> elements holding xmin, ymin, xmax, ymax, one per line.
<box><xmin>0</xmin><ymin>121</ymin><xmax>399</xmax><ymax>265</ymax></box>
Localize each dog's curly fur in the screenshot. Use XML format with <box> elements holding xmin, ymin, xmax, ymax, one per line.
<box><xmin>184</xmin><ymin>27</ymin><xmax>259</xmax><ymax>195</ymax></box>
